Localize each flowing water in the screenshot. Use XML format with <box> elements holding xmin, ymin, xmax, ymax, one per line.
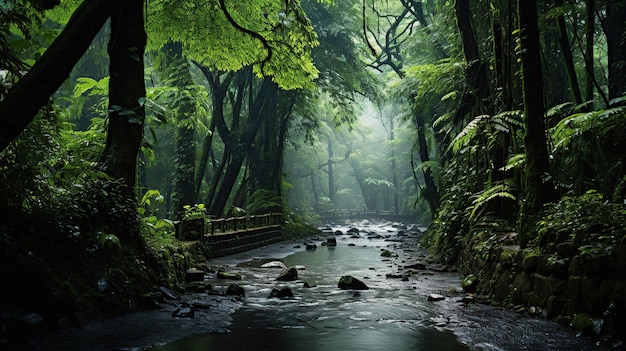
<box><xmin>149</xmin><ymin>220</ymin><xmax>610</xmax><ymax>351</ymax></box>
<box><xmin>29</xmin><ymin>220</ymin><xmax>612</xmax><ymax>351</ymax></box>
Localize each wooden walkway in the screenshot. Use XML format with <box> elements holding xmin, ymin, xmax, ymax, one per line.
<box><xmin>178</xmin><ymin>213</ymin><xmax>284</xmax><ymax>258</ymax></box>
<box><xmin>208</xmin><ymin>213</ymin><xmax>282</xmax><ymax>236</ymax></box>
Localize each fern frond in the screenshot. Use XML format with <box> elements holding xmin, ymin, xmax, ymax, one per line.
<box><xmin>469</xmin><ymin>184</ymin><xmax>516</xmax><ymax>221</ymax></box>
<box><xmin>448</xmin><ymin>115</ymin><xmax>488</xmax><ymax>153</ymax></box>
<box><xmin>501</xmin><ymin>154</ymin><xmax>525</xmax><ymax>172</ymax></box>
<box><xmin>546</xmin><ymin>102</ymin><xmax>574</xmax><ymax>119</ymax></box>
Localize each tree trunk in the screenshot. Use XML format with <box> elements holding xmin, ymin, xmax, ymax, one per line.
<box><xmin>161</xmin><ymin>43</ymin><xmax>197</xmax><ymax>220</ymax></box>
<box><xmin>99</xmin><ymin>0</ymin><xmax>146</xmax><ymax>192</ymax></box>
<box><xmin>518</xmin><ymin>0</ymin><xmax>557</xmax><ymax>224</ymax></box>
<box><xmin>388</xmin><ymin>118</ymin><xmax>400</xmax><ymax>214</ymax></box>
<box><xmin>327</xmin><ymin>140</ymin><xmax>336</xmax><ymax>203</ymax></box>
<box><xmin>584</xmin><ymin>0</ymin><xmax>595</xmax><ymax>107</ymax></box>
<box><xmin>554</xmin><ymin>0</ymin><xmax>583</xmax><ymax>105</ymax></box>
<box><xmin>0</xmin><ymin>0</ymin><xmax>110</xmax><ymax>151</ymax></box>
<box><xmin>194</xmin><ymin>120</ymin><xmax>216</xmax><ymax>201</ymax></box>
<box><xmin>606</xmin><ymin>0</ymin><xmax>626</xmax><ymax>102</ymax></box>
<box><xmin>208</xmin><ymin>78</ymin><xmax>275</xmax><ymax>216</ymax></box>
<box><xmin>415</xmin><ymin>115</ymin><xmax>440</xmax><ymax>217</ymax></box>
<box><xmin>454</xmin><ymin>0</ymin><xmax>490</xmax><ymax>122</ymax></box>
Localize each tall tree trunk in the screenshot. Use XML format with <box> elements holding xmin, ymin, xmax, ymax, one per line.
<box><xmin>0</xmin><ymin>0</ymin><xmax>110</xmax><ymax>151</ymax></box>
<box><xmin>606</xmin><ymin>0</ymin><xmax>626</xmax><ymax>103</ymax></box>
<box><xmin>415</xmin><ymin>114</ymin><xmax>440</xmax><ymax>217</ymax></box>
<box><xmin>388</xmin><ymin>117</ymin><xmax>400</xmax><ymax>214</ymax></box>
<box><xmin>99</xmin><ymin>0</ymin><xmax>146</xmax><ymax>192</ymax></box>
<box><xmin>208</xmin><ymin>78</ymin><xmax>275</xmax><ymax>216</ymax></box>
<box><xmin>327</xmin><ymin>140</ymin><xmax>336</xmax><ymax>203</ymax></box>
<box><xmin>584</xmin><ymin>0</ymin><xmax>595</xmax><ymax>107</ymax></box>
<box><xmin>554</xmin><ymin>0</ymin><xmax>583</xmax><ymax>105</ymax></box>
<box><xmin>454</xmin><ymin>0</ymin><xmax>490</xmax><ymax>122</ymax></box>
<box><xmin>194</xmin><ymin>119</ymin><xmax>216</xmax><ymax>201</ymax></box>
<box><xmin>161</xmin><ymin>43</ymin><xmax>197</xmax><ymax>220</ymax></box>
<box><xmin>518</xmin><ymin>0</ymin><xmax>557</xmax><ymax>245</ymax></box>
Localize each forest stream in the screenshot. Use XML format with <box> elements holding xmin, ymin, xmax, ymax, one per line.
<box><xmin>28</xmin><ymin>220</ymin><xmax>609</xmax><ymax>351</ymax></box>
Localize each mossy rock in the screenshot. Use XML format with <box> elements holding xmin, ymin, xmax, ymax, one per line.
<box><xmin>381</xmin><ymin>250</ymin><xmax>393</xmax><ymax>258</ymax></box>
<box><xmin>462</xmin><ymin>274</ymin><xmax>478</xmax><ymax>293</ymax></box>
<box><xmin>570</xmin><ymin>313</ymin><xmax>594</xmax><ymax>334</ymax></box>
<box><xmin>217</xmin><ymin>271</ymin><xmax>242</xmax><ymax>280</ymax></box>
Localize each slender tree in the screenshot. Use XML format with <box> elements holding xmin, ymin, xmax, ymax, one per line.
<box><xmin>605</xmin><ymin>0</ymin><xmax>626</xmax><ymax>103</ymax></box>
<box><xmin>518</xmin><ymin>0</ymin><xmax>557</xmax><ymax>240</ymax></box>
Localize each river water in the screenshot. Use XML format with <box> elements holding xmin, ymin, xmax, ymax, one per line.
<box><xmin>29</xmin><ymin>220</ymin><xmax>611</xmax><ymax>351</ymax></box>
<box><xmin>150</xmin><ymin>220</ymin><xmax>609</xmax><ymax>351</ymax></box>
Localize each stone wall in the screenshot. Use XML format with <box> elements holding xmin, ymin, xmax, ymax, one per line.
<box><xmin>458</xmin><ymin>232</ymin><xmax>626</xmax><ymax>338</ymax></box>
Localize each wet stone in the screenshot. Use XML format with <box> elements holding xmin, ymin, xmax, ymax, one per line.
<box><xmin>185</xmin><ymin>269</ymin><xmax>205</xmax><ymax>283</ymax></box>
<box><xmin>225</xmin><ymin>283</ymin><xmax>245</xmax><ymax>297</ymax></box>
<box><xmin>217</xmin><ymin>271</ymin><xmax>242</xmax><ymax>280</ymax></box>
<box><xmin>269</xmin><ymin>287</ymin><xmax>294</xmax><ymax>298</ymax></box>
<box><xmin>276</xmin><ymin>267</ymin><xmax>298</xmax><ymax>281</ymax></box>
<box><xmin>260</xmin><ymin>261</ymin><xmax>288</xmax><ymax>269</ymax></box>
<box><xmin>172</xmin><ymin>302</ymin><xmax>194</xmax><ymax>318</ymax></box>
<box><xmin>428</xmin><ymin>293</ymin><xmax>445</xmax><ymax>301</ymax></box>
<box><xmin>338</xmin><ymin>275</ymin><xmax>369</xmax><ymax>290</ymax></box>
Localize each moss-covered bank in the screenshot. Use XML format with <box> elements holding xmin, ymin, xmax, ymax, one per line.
<box><xmin>425</xmin><ymin>191</ymin><xmax>626</xmax><ymax>343</ymax></box>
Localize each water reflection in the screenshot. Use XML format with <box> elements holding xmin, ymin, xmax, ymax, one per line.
<box><xmin>154</xmin><ymin>314</ymin><xmax>467</xmax><ymax>351</ymax></box>
<box><xmin>152</xmin><ymin>228</ymin><xmax>470</xmax><ymax>351</ymax></box>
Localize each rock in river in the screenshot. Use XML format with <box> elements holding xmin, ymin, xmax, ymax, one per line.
<box><xmin>172</xmin><ymin>302</ymin><xmax>195</xmax><ymax>318</ymax></box>
<box><xmin>217</xmin><ymin>271</ymin><xmax>242</xmax><ymax>280</ymax></box>
<box><xmin>338</xmin><ymin>275</ymin><xmax>369</xmax><ymax>290</ymax></box>
<box><xmin>428</xmin><ymin>293</ymin><xmax>445</xmax><ymax>301</ymax></box>
<box><xmin>269</xmin><ymin>287</ymin><xmax>294</xmax><ymax>298</ymax></box>
<box><xmin>185</xmin><ymin>268</ymin><xmax>205</xmax><ymax>283</ymax></box>
<box><xmin>226</xmin><ymin>283</ymin><xmax>245</xmax><ymax>297</ymax></box>
<box><xmin>261</xmin><ymin>261</ymin><xmax>288</xmax><ymax>269</ymax></box>
<box><xmin>275</xmin><ymin>267</ymin><xmax>298</xmax><ymax>281</ymax></box>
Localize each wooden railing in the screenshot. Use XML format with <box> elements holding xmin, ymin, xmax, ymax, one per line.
<box><xmin>209</xmin><ymin>213</ymin><xmax>282</xmax><ymax>235</ymax></box>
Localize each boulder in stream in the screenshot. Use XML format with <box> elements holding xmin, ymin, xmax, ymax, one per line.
<box><xmin>172</xmin><ymin>302</ymin><xmax>195</xmax><ymax>318</ymax></box>
<box><xmin>275</xmin><ymin>267</ymin><xmax>298</xmax><ymax>281</ymax></box>
<box><xmin>338</xmin><ymin>275</ymin><xmax>369</xmax><ymax>290</ymax></box>
<box><xmin>261</xmin><ymin>261</ymin><xmax>288</xmax><ymax>269</ymax></box>
<box><xmin>428</xmin><ymin>293</ymin><xmax>445</xmax><ymax>301</ymax></box>
<box><xmin>185</xmin><ymin>269</ymin><xmax>205</xmax><ymax>283</ymax></box>
<box><xmin>327</xmin><ymin>237</ymin><xmax>337</xmax><ymax>246</ymax></box>
<box><xmin>462</xmin><ymin>274</ymin><xmax>478</xmax><ymax>293</ymax></box>
<box><xmin>226</xmin><ymin>283</ymin><xmax>245</xmax><ymax>297</ymax></box>
<box><xmin>269</xmin><ymin>287</ymin><xmax>294</xmax><ymax>298</ymax></box>
<box><xmin>217</xmin><ymin>271</ymin><xmax>242</xmax><ymax>280</ymax></box>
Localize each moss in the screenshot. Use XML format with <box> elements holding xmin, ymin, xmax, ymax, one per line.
<box><xmin>570</xmin><ymin>313</ymin><xmax>594</xmax><ymax>334</ymax></box>
<box><xmin>381</xmin><ymin>250</ymin><xmax>393</xmax><ymax>257</ymax></box>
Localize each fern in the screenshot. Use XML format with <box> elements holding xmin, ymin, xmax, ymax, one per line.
<box><xmin>551</xmin><ymin>105</ymin><xmax>626</xmax><ymax>151</ymax></box>
<box><xmin>246</xmin><ymin>189</ymin><xmax>282</xmax><ymax>215</ymax></box>
<box><xmin>449</xmin><ymin>114</ymin><xmax>487</xmax><ymax>153</ymax></box>
<box><xmin>468</xmin><ymin>184</ymin><xmax>516</xmax><ymax>221</ymax></box>
<box><xmin>500</xmin><ymin>153</ymin><xmax>525</xmax><ymax>172</ymax></box>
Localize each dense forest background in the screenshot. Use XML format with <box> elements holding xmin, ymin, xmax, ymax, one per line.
<box><xmin>1</xmin><ymin>0</ymin><xmax>626</xmax><ymax>342</ymax></box>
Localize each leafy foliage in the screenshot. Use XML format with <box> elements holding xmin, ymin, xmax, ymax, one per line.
<box><xmin>534</xmin><ymin>190</ymin><xmax>626</xmax><ymax>258</ymax></box>
<box><xmin>247</xmin><ymin>189</ymin><xmax>283</xmax><ymax>215</ymax></box>
<box><xmin>146</xmin><ymin>0</ymin><xmax>319</xmax><ymax>90</ymax></box>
